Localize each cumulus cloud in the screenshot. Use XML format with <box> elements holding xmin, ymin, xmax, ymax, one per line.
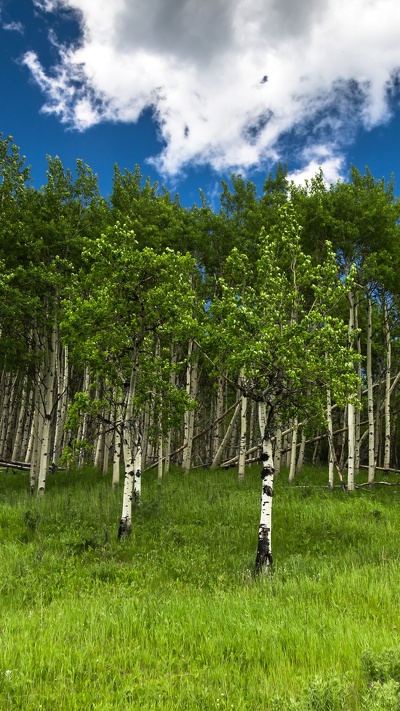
<box><xmin>20</xmin><ymin>0</ymin><xmax>400</xmax><ymax>179</ymax></box>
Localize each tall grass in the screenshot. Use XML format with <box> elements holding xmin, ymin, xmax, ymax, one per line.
<box><xmin>1</xmin><ymin>464</ymin><xmax>400</xmax><ymax>709</ymax></box>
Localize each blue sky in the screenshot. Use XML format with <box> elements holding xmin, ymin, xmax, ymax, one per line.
<box><xmin>1</xmin><ymin>0</ymin><xmax>400</xmax><ymax>208</ymax></box>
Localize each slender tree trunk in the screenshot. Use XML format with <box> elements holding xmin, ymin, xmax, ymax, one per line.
<box><xmin>118</xmin><ymin>355</ymin><xmax>141</xmax><ymax>537</ymax></box>
<box><xmin>133</xmin><ymin>427</ymin><xmax>143</xmax><ymax>505</ymax></box>
<box><xmin>78</xmin><ymin>364</ymin><xmax>90</xmax><ymax>469</ymax></box>
<box><xmin>37</xmin><ymin>324</ymin><xmax>57</xmax><ymax>494</ymax></box>
<box><xmin>327</xmin><ymin>383</ymin><xmax>335</xmax><ymax>489</ymax></box>
<box><xmin>119</xmin><ymin>431</ymin><xmax>135</xmax><ymax>537</ymax></box>
<box><xmin>212</xmin><ymin>374</ymin><xmax>225</xmax><ymax>462</ymax></box>
<box><xmin>296</xmin><ymin>428</ymin><xmax>306</xmax><ymax>474</ymax></box>
<box><xmin>366</xmin><ymin>289</ymin><xmax>376</xmax><ymax>482</ymax></box>
<box><xmin>288</xmin><ymin>417</ymin><xmax>298</xmax><ymax>483</ymax></box>
<box><xmin>354</xmin><ymin>297</ymin><xmax>361</xmax><ymax>474</ymax></box>
<box><xmin>94</xmin><ymin>421</ymin><xmax>104</xmax><ymax>470</ymax></box>
<box><xmin>210</xmin><ymin>402</ymin><xmax>240</xmax><ymax>469</ymax></box>
<box><xmin>52</xmin><ymin>345</ymin><xmax>69</xmax><ymax>469</ymax></box>
<box><xmin>112</xmin><ymin>425</ymin><xmax>121</xmax><ymax>489</ymax></box>
<box><xmin>29</xmin><ymin>403</ymin><xmax>42</xmax><ymax>495</ymax></box>
<box><xmin>11</xmin><ymin>375</ymin><xmax>28</xmax><ymax>462</ymax></box>
<box><xmin>347</xmin><ymin>290</ymin><xmax>356</xmax><ymax>491</ymax></box>
<box><xmin>164</xmin><ymin>345</ymin><xmax>177</xmax><ymax>474</ymax></box>
<box><xmin>142</xmin><ymin>401</ymin><xmax>151</xmax><ymax>471</ymax></box>
<box><xmin>0</xmin><ymin>372</ymin><xmax>13</xmax><ymax>458</ymax></box>
<box><xmin>339</xmin><ymin>405</ymin><xmax>347</xmax><ymax>471</ymax></box>
<box><xmin>255</xmin><ymin>402</ymin><xmax>274</xmax><ymax>575</ymax></box>
<box><xmin>103</xmin><ymin>413</ymin><xmax>112</xmax><ymax>475</ymax></box>
<box><xmin>238</xmin><ymin>370</ymin><xmax>248</xmax><ymax>480</ymax></box>
<box><xmin>274</xmin><ymin>426</ymin><xmax>282</xmax><ymax>474</ymax></box>
<box><xmin>182</xmin><ymin>340</ymin><xmax>198</xmax><ymax>472</ymax></box>
<box><xmin>21</xmin><ymin>387</ymin><xmax>33</xmax><ymax>463</ymax></box>
<box><xmin>383</xmin><ymin>297</ymin><xmax>391</xmax><ymax>470</ymax></box>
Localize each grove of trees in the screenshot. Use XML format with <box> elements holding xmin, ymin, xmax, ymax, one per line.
<box><xmin>1</xmin><ymin>134</ymin><xmax>400</xmax><ymax>573</ymax></box>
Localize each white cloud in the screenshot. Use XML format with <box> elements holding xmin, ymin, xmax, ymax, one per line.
<box><xmin>2</xmin><ymin>20</ymin><xmax>24</xmax><ymax>33</ymax></box>
<box><xmin>21</xmin><ymin>0</ymin><xmax>400</xmax><ymax>177</ymax></box>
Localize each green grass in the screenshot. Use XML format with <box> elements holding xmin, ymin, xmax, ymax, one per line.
<box><xmin>1</xmin><ymin>464</ymin><xmax>400</xmax><ymax>709</ymax></box>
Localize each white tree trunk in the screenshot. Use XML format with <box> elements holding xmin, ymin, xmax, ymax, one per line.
<box><xmin>210</xmin><ymin>402</ymin><xmax>240</xmax><ymax>469</ymax></box>
<box><xmin>21</xmin><ymin>387</ymin><xmax>33</xmax><ymax>463</ymax></box>
<box><xmin>296</xmin><ymin>428</ymin><xmax>306</xmax><ymax>474</ymax></box>
<box><xmin>77</xmin><ymin>364</ymin><xmax>90</xmax><ymax>469</ymax></box>
<box><xmin>383</xmin><ymin>298</ymin><xmax>391</xmax><ymax>470</ymax></box>
<box><xmin>118</xmin><ymin>356</ymin><xmax>142</xmax><ymax>537</ymax></box>
<box><xmin>112</xmin><ymin>426</ymin><xmax>121</xmax><ymax>489</ymax></box>
<box><xmin>29</xmin><ymin>403</ymin><xmax>42</xmax><ymax>494</ymax></box>
<box><xmin>164</xmin><ymin>345</ymin><xmax>177</xmax><ymax>474</ymax></box>
<box><xmin>37</xmin><ymin>324</ymin><xmax>57</xmax><ymax>494</ymax></box>
<box><xmin>119</xmin><ymin>434</ymin><xmax>135</xmax><ymax>537</ymax></box>
<box><xmin>94</xmin><ymin>421</ymin><xmax>104</xmax><ymax>470</ymax></box>
<box><xmin>133</xmin><ymin>432</ymin><xmax>142</xmax><ymax>505</ymax></box>
<box><xmin>182</xmin><ymin>340</ymin><xmax>198</xmax><ymax>472</ymax></box>
<box><xmin>274</xmin><ymin>426</ymin><xmax>282</xmax><ymax>474</ymax></box>
<box><xmin>288</xmin><ymin>417</ymin><xmax>298</xmax><ymax>483</ymax></box>
<box><xmin>51</xmin><ymin>345</ymin><xmax>69</xmax><ymax>469</ymax></box>
<box><xmin>212</xmin><ymin>374</ymin><xmax>225</xmax><ymax>462</ymax></box>
<box><xmin>238</xmin><ymin>370</ymin><xmax>248</xmax><ymax>480</ymax></box>
<box><xmin>102</xmin><ymin>415</ymin><xmax>112</xmax><ymax>475</ymax></box>
<box><xmin>327</xmin><ymin>384</ymin><xmax>335</xmax><ymax>489</ymax></box>
<box><xmin>0</xmin><ymin>372</ymin><xmax>12</xmax><ymax>458</ymax></box>
<box><xmin>354</xmin><ymin>297</ymin><xmax>361</xmax><ymax>474</ymax></box>
<box><xmin>12</xmin><ymin>375</ymin><xmax>28</xmax><ymax>462</ymax></box>
<box><xmin>366</xmin><ymin>290</ymin><xmax>376</xmax><ymax>483</ymax></box>
<box><xmin>255</xmin><ymin>402</ymin><xmax>274</xmax><ymax>574</ymax></box>
<box><xmin>347</xmin><ymin>290</ymin><xmax>356</xmax><ymax>491</ymax></box>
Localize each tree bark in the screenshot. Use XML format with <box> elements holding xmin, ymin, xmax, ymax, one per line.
<box><xmin>238</xmin><ymin>370</ymin><xmax>248</xmax><ymax>480</ymax></box>
<box><xmin>347</xmin><ymin>289</ymin><xmax>356</xmax><ymax>491</ymax></box>
<box><xmin>366</xmin><ymin>289</ymin><xmax>376</xmax><ymax>482</ymax></box>
<box><xmin>37</xmin><ymin>324</ymin><xmax>57</xmax><ymax>494</ymax></box>
<box><xmin>182</xmin><ymin>340</ymin><xmax>198</xmax><ymax>472</ymax></box>
<box><xmin>383</xmin><ymin>297</ymin><xmax>391</xmax><ymax>470</ymax></box>
<box><xmin>255</xmin><ymin>402</ymin><xmax>274</xmax><ymax>575</ymax></box>
<box><xmin>288</xmin><ymin>417</ymin><xmax>298</xmax><ymax>483</ymax></box>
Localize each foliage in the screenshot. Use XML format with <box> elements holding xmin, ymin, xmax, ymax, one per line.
<box><xmin>209</xmin><ymin>204</ymin><xmax>359</xmax><ymax>429</ymax></box>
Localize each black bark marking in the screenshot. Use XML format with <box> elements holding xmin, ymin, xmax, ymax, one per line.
<box><xmin>263</xmin><ymin>484</ymin><xmax>274</xmax><ymax>497</ymax></box>
<box><xmin>261</xmin><ymin>452</ymin><xmax>270</xmax><ymax>462</ymax></box>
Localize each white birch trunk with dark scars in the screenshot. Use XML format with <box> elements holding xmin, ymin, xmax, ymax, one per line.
<box><xmin>347</xmin><ymin>289</ymin><xmax>356</xmax><ymax>491</ymax></box>
<box><xmin>366</xmin><ymin>291</ymin><xmax>375</xmax><ymax>483</ymax></box>
<box><xmin>255</xmin><ymin>402</ymin><xmax>274</xmax><ymax>574</ymax></box>
<box><xmin>118</xmin><ymin>421</ymin><xmax>142</xmax><ymax>538</ymax></box>
<box><xmin>383</xmin><ymin>298</ymin><xmax>391</xmax><ymax>471</ymax></box>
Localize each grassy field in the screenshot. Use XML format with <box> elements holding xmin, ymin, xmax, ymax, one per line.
<box><xmin>1</xmin><ymin>463</ymin><xmax>400</xmax><ymax>710</ymax></box>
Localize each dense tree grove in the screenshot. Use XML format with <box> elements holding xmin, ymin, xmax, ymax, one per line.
<box><xmin>1</xmin><ymin>133</ymin><xmax>400</xmax><ymax>571</ymax></box>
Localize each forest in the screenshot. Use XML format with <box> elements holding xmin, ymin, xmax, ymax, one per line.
<box><xmin>2</xmin><ymin>133</ymin><xmax>400</xmax><ymax>708</ymax></box>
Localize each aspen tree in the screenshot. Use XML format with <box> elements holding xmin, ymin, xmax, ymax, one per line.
<box><xmin>209</xmin><ymin>205</ymin><xmax>359</xmax><ymax>573</ymax></box>
<box><xmin>62</xmin><ymin>223</ymin><xmax>197</xmax><ymax>537</ymax></box>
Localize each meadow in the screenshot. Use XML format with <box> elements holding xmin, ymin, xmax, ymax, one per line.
<box><xmin>1</xmin><ymin>463</ymin><xmax>400</xmax><ymax>710</ymax></box>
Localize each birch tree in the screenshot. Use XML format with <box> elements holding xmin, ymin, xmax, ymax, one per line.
<box><xmin>62</xmin><ymin>222</ymin><xmax>197</xmax><ymax>537</ymax></box>
<box><xmin>209</xmin><ymin>205</ymin><xmax>359</xmax><ymax>574</ymax></box>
